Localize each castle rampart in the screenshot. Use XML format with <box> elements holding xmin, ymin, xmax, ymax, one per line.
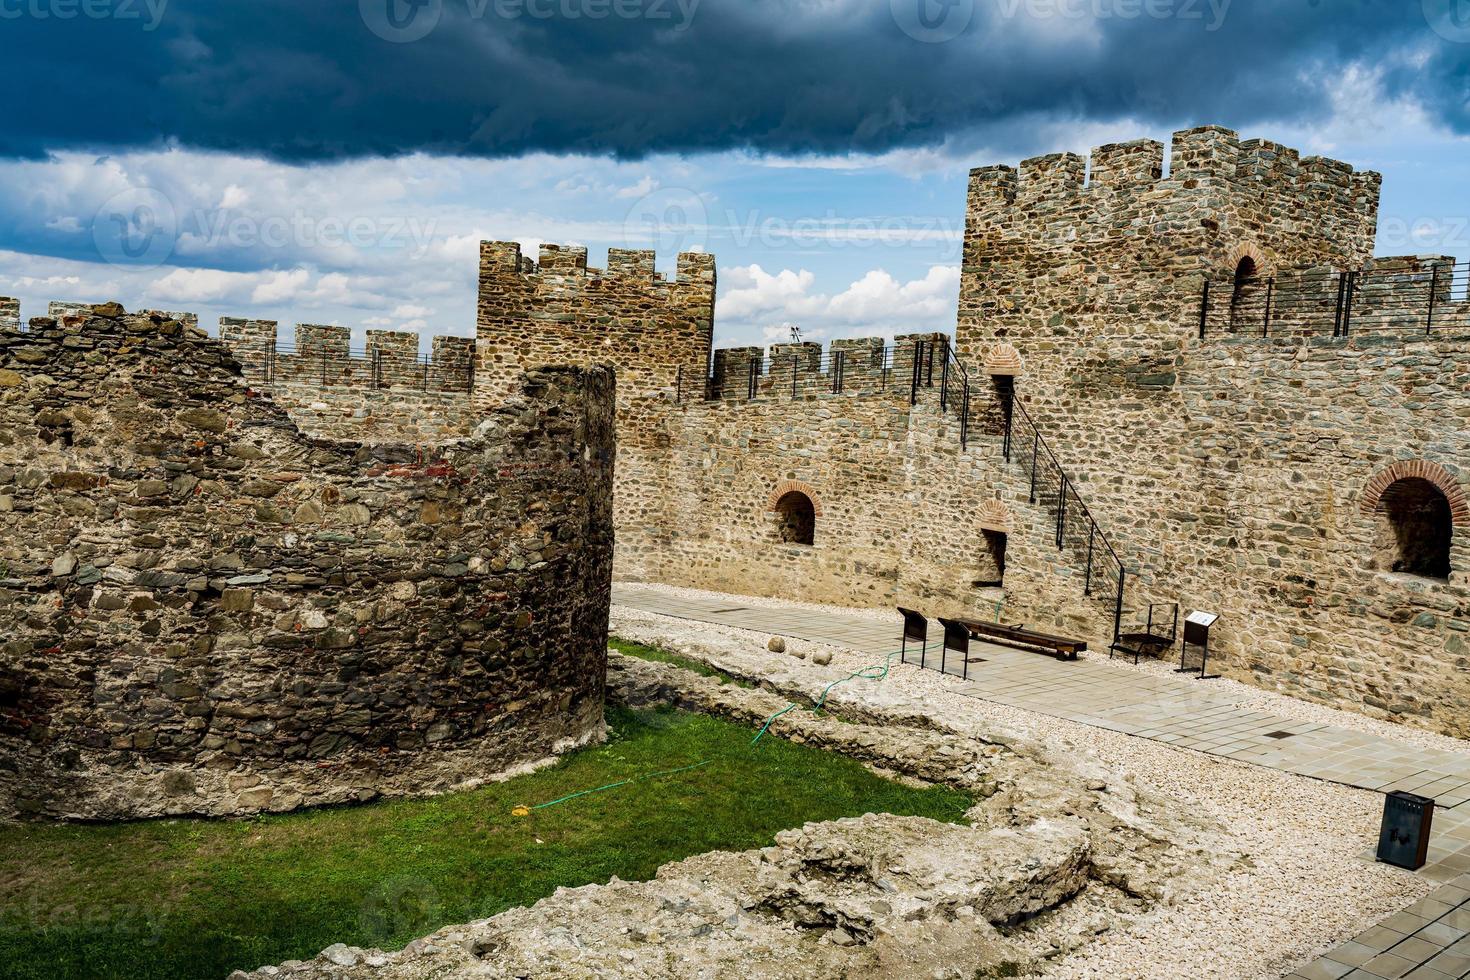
<box><xmin>475</xmin><ymin>241</ymin><xmax>716</xmax><ymax>408</ymax></box>
<box><xmin>0</xmin><ymin>305</ymin><xmax>614</xmax><ymax>820</ymax></box>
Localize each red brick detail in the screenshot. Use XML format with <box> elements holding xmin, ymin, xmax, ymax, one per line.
<box><xmin>1226</xmin><ymin>240</ymin><xmax>1271</xmax><ymax>277</ymax></box>
<box><xmin>982</xmin><ymin>343</ymin><xmax>1024</xmax><ymax>377</ymax></box>
<box><xmin>976</xmin><ymin>498</ymin><xmax>1012</xmax><ymax>533</ymax></box>
<box><xmin>1361</xmin><ymin>460</ymin><xmax>1470</xmax><ymax>526</ymax></box>
<box><xmin>767</xmin><ymin>480</ymin><xmax>823</xmax><ymax>517</ymax></box>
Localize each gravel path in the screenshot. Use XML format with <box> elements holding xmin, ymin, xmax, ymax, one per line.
<box><xmin>611</xmin><ymin>593</ymin><xmax>1433</xmax><ymax>980</ymax></box>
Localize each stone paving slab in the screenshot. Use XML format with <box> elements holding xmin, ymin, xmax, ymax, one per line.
<box><xmin>1286</xmin><ymin>875</ymin><xmax>1470</xmax><ymax>979</ymax></box>
<box><xmin>612</xmin><ymin>583</ymin><xmax>1470</xmax><ymax>881</ymax></box>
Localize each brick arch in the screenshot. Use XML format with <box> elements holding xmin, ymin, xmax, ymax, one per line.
<box><xmin>1361</xmin><ymin>460</ymin><xmax>1470</xmax><ymax>526</ymax></box>
<box><xmin>982</xmin><ymin>343</ymin><xmax>1024</xmax><ymax>377</ymax></box>
<box><xmin>977</xmin><ymin>498</ymin><xmax>1012</xmax><ymax>533</ymax></box>
<box><xmin>1226</xmin><ymin>241</ymin><xmax>1271</xmax><ymax>278</ymax></box>
<box><xmin>767</xmin><ymin>480</ymin><xmax>823</xmax><ymax>517</ymax></box>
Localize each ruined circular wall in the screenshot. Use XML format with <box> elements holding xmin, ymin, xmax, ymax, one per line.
<box><xmin>0</xmin><ymin>307</ymin><xmax>614</xmax><ymax>820</ymax></box>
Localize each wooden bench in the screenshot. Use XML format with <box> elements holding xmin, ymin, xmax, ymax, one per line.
<box><xmin>957</xmin><ymin>619</ymin><xmax>1087</xmax><ymax>661</ymax></box>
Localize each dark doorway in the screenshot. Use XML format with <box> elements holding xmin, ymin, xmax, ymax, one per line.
<box><xmin>774</xmin><ymin>491</ymin><xmax>816</xmax><ymax>546</ymax></box>
<box><xmin>1376</xmin><ymin>477</ymin><xmax>1452</xmax><ymax>579</ymax></box>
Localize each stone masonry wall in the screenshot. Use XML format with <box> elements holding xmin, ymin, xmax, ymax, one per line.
<box><xmin>0</xmin><ymin>305</ymin><xmax>615</xmax><ymax>820</ymax></box>
<box><xmin>475</xmin><ymin>242</ymin><xmax>715</xmax><ymax>410</ymax></box>
<box><xmin>952</xmin><ymin>126</ymin><xmax>1470</xmax><ymax>736</ymax></box>
<box><xmin>615</xmin><ymin>377</ymin><xmax>1106</xmax><ymax>640</ymax></box>
<box><xmin>0</xmin><ymin>297</ymin><xmax>18</xmax><ymax>333</ymax></box>
<box><xmin>217</xmin><ymin>316</ymin><xmax>479</xmax><ymax>444</ymax></box>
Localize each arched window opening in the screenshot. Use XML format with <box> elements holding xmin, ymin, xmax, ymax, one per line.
<box><xmin>1375</xmin><ymin>477</ymin><xmax>1452</xmax><ymax>579</ymax></box>
<box><xmin>973</xmin><ymin>530</ymin><xmax>1007</xmax><ymax>588</ymax></box>
<box><xmin>774</xmin><ymin>491</ymin><xmax>815</xmax><ymax>546</ymax></box>
<box><xmin>1229</xmin><ymin>256</ymin><xmax>1261</xmax><ymax>331</ymax></box>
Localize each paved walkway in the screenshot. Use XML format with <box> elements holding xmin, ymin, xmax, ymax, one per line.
<box><xmin>1287</xmin><ymin>876</ymin><xmax>1470</xmax><ymax>980</ymax></box>
<box><xmin>612</xmin><ymin>583</ymin><xmax>1470</xmax><ymax>884</ymax></box>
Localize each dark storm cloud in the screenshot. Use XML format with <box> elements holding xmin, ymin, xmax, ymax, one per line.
<box><xmin>0</xmin><ymin>0</ymin><xmax>1455</xmax><ymax>161</ymax></box>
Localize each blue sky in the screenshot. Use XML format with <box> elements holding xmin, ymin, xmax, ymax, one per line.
<box><xmin>2</xmin><ymin>0</ymin><xmax>1470</xmax><ymax>350</ymax></box>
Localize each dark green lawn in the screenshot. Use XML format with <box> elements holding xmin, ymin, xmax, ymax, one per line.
<box><xmin>0</xmin><ymin>702</ymin><xmax>970</xmax><ymax>980</ymax></box>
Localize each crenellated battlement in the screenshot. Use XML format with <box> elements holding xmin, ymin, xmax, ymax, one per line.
<box><xmin>966</xmin><ymin>126</ymin><xmax>1382</xmax><ymax>233</ymax></box>
<box><xmin>480</xmin><ymin>240</ymin><xmax>716</xmax><ymax>286</ymax></box>
<box><xmin>959</xmin><ymin>124</ymin><xmax>1383</xmax><ymax>364</ymax></box>
<box><xmin>216</xmin><ymin>316</ymin><xmax>475</xmax><ymax>394</ymax></box>
<box><xmin>476</xmin><ymin>239</ymin><xmax>717</xmax><ymax>407</ymax></box>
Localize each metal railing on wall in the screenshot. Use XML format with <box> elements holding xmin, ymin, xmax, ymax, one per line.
<box><xmin>674</xmin><ymin>342</ymin><xmax>943</xmax><ymax>404</ymax></box>
<box><xmin>1001</xmin><ymin>390</ymin><xmax>1128</xmax><ymax>643</ymax></box>
<box><xmin>1198</xmin><ymin>260</ymin><xmax>1470</xmax><ymax>339</ymax></box>
<box><xmin>677</xmin><ymin>335</ymin><xmax>1132</xmax><ymax>642</ymax></box>
<box><xmin>231</xmin><ymin>344</ymin><xmax>475</xmax><ymax>394</ymax></box>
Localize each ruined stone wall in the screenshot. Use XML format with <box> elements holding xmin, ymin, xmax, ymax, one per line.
<box><xmin>0</xmin><ymin>298</ymin><xmax>18</xmax><ymax>333</ymax></box>
<box><xmin>0</xmin><ymin>306</ymin><xmax>615</xmax><ymax>820</ymax></box>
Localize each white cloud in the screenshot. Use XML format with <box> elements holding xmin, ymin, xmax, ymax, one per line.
<box><xmin>613</xmin><ymin>175</ymin><xmax>660</xmax><ymax>200</ymax></box>
<box><xmin>219</xmin><ymin>184</ymin><xmax>250</xmax><ymax>209</ymax></box>
<box><xmin>152</xmin><ymin>267</ymin><xmax>249</xmax><ymax>303</ymax></box>
<box><xmin>250</xmin><ymin>269</ymin><xmax>311</xmax><ymax>305</ymax></box>
<box><xmin>716</xmin><ymin>262</ymin><xmax>959</xmax><ymax>346</ymax></box>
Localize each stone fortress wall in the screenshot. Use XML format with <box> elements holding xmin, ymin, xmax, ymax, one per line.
<box><xmin>957</xmin><ymin>125</ymin><xmax>1470</xmax><ymax>736</ymax></box>
<box><xmin>0</xmin><ymin>304</ymin><xmax>615</xmax><ymax>820</ymax></box>
<box><xmin>11</xmin><ymin>123</ymin><xmax>1470</xmax><ymax>742</ymax></box>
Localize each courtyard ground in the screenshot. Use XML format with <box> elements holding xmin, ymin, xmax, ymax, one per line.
<box><xmin>0</xmin><ymin>703</ymin><xmax>968</xmax><ymax>980</ymax></box>
<box><xmin>609</xmin><ymin>581</ymin><xmax>1465</xmax><ymax>979</ymax></box>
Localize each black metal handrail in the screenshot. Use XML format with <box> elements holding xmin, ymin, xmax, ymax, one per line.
<box><xmin>1003</xmin><ymin>392</ymin><xmax>1129</xmax><ymax>642</ymax></box>
<box><xmin>674</xmin><ymin>341</ymin><xmax>943</xmax><ymax>403</ymax></box>
<box><xmin>935</xmin><ymin>341</ymin><xmax>1128</xmax><ymax>641</ymax></box>
<box><xmin>1199</xmin><ymin>259</ymin><xmax>1470</xmax><ymax>339</ymax></box>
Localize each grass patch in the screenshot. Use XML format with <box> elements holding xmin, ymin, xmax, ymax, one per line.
<box><xmin>609</xmin><ymin>635</ymin><xmax>754</xmax><ymax>687</ymax></box>
<box><xmin>0</xmin><ymin>704</ymin><xmax>970</xmax><ymax>980</ymax></box>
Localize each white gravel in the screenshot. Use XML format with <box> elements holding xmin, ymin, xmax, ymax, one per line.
<box><xmin>611</xmin><ymin>590</ymin><xmax>1435</xmax><ymax>980</ymax></box>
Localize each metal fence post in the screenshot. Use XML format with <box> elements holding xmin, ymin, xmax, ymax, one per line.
<box><xmin>1028</xmin><ymin>431</ymin><xmax>1039</xmax><ymax>503</ymax></box>
<box><xmin>1262</xmin><ymin>277</ymin><xmax>1274</xmax><ymax>338</ymax></box>
<box><xmin>940</xmin><ymin>347</ymin><xmax>950</xmax><ymax>412</ymax></box>
<box><xmin>909</xmin><ymin>341</ymin><xmax>922</xmax><ymax>405</ymax></box>
<box><xmin>1113</xmin><ymin>566</ymin><xmax>1125</xmax><ymax>644</ymax></box>
<box><xmin>1332</xmin><ymin>272</ymin><xmax>1347</xmax><ymax>337</ymax></box>
<box><xmin>1084</xmin><ymin>524</ymin><xmax>1095</xmax><ymax>595</ymax></box>
<box><xmin>1428</xmin><ymin>264</ymin><xmax>1439</xmax><ymax>334</ymax></box>
<box><xmin>1198</xmin><ymin>278</ymin><xmax>1210</xmax><ymax>340</ymax></box>
<box><xmin>1056</xmin><ymin>476</ymin><xmax>1067</xmax><ymax>550</ymax></box>
<box><xmin>960</xmin><ymin>383</ymin><xmax>969</xmax><ymax>450</ymax></box>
